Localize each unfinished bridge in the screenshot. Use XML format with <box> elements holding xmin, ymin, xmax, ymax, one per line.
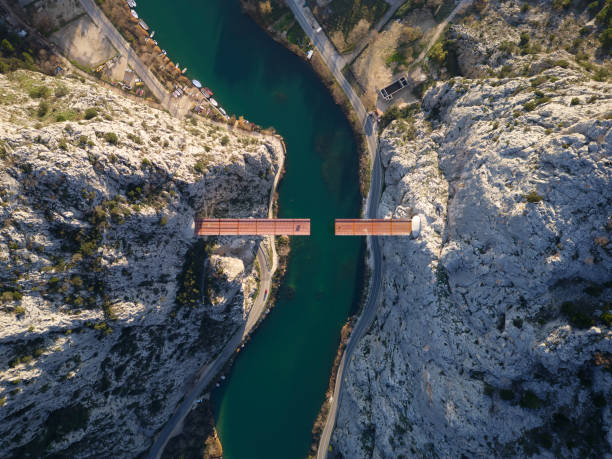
<box><xmin>194</xmin><ymin>218</ymin><xmax>310</xmax><ymax>236</ymax></box>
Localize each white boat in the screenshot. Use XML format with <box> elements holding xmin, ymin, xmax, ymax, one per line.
<box><xmin>130</xmin><ymin>9</ymin><xmax>138</xmax><ymax>19</ymax></box>
<box><xmin>150</xmin><ymin>30</ymin><xmax>155</xmax><ymax>38</ymax></box>
<box><xmin>192</xmin><ymin>79</ymin><xmax>202</xmax><ymax>89</ymax></box>
<box><xmin>219</xmin><ymin>107</ymin><xmax>227</xmax><ymax>116</ymax></box>
<box><xmin>210</xmin><ymin>98</ymin><xmax>218</xmax><ymax>107</ymax></box>
<box><xmin>182</xmin><ymin>67</ymin><xmax>187</xmax><ymax>74</ymax></box>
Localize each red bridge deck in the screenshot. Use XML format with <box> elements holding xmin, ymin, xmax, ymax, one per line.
<box><xmin>335</xmin><ymin>219</ymin><xmax>412</xmax><ymax>236</ymax></box>
<box><xmin>194</xmin><ymin>218</ymin><xmax>310</xmax><ymax>236</ymax></box>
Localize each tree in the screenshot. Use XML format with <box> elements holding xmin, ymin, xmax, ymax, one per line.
<box><xmin>600</xmin><ymin>27</ymin><xmax>612</xmax><ymax>49</ymax></box>
<box><xmin>1</xmin><ymin>39</ymin><xmax>14</xmax><ymax>54</ymax></box>
<box><xmin>259</xmin><ymin>0</ymin><xmax>272</xmax><ymax>16</ymax></box>
<box><xmin>428</xmin><ymin>42</ymin><xmax>447</xmax><ymax>64</ymax></box>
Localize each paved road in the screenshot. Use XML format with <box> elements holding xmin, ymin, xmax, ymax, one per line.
<box><xmin>147</xmin><ymin>241</ymin><xmax>275</xmax><ymax>459</ymax></box>
<box><xmin>286</xmin><ymin>0</ymin><xmax>368</xmax><ymax>128</ymax></box>
<box><xmin>78</xmin><ymin>0</ymin><xmax>170</xmax><ymax>108</ymax></box>
<box><xmin>316</xmin><ymin>135</ymin><xmax>383</xmax><ymax>459</ymax></box>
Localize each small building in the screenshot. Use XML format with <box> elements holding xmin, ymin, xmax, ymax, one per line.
<box><xmin>380</xmin><ymin>76</ymin><xmax>408</xmax><ymax>101</ymax></box>
<box><xmin>123</xmin><ymin>69</ymin><xmax>135</xmax><ymax>90</ymax></box>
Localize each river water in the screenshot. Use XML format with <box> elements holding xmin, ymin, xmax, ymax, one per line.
<box><xmin>136</xmin><ymin>1</ymin><xmax>364</xmax><ymax>457</ymax></box>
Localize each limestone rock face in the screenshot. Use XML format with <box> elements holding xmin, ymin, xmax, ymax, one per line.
<box><xmin>333</xmin><ymin>67</ymin><xmax>612</xmax><ymax>457</ymax></box>
<box><xmin>0</xmin><ymin>70</ymin><xmax>282</xmax><ymax>457</ymax></box>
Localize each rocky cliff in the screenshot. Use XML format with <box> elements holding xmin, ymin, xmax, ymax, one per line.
<box><xmin>333</xmin><ymin>61</ymin><xmax>612</xmax><ymax>456</ymax></box>
<box><xmin>0</xmin><ymin>70</ymin><xmax>283</xmax><ymax>457</ymax></box>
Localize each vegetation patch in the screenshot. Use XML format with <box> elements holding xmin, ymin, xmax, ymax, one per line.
<box><xmin>175</xmin><ymin>239</ymin><xmax>212</xmax><ymax>308</ymax></box>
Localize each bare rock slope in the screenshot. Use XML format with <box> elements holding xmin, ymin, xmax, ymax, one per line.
<box><xmin>333</xmin><ymin>65</ymin><xmax>612</xmax><ymax>457</ymax></box>
<box><xmin>0</xmin><ymin>70</ymin><xmax>283</xmax><ymax>457</ymax></box>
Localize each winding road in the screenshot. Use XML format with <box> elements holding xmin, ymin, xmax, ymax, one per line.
<box><xmin>147</xmin><ymin>241</ymin><xmax>276</xmax><ymax>459</ymax></box>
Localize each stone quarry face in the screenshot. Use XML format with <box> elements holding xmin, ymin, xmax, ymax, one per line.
<box><xmin>0</xmin><ymin>70</ymin><xmax>283</xmax><ymax>457</ymax></box>
<box><xmin>332</xmin><ymin>66</ymin><xmax>612</xmax><ymax>457</ymax></box>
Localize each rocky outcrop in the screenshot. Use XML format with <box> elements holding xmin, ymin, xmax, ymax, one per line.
<box><xmin>0</xmin><ymin>70</ymin><xmax>282</xmax><ymax>457</ymax></box>
<box><xmin>333</xmin><ymin>65</ymin><xmax>612</xmax><ymax>457</ymax></box>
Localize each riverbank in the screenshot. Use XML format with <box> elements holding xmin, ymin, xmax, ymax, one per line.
<box><xmin>308</xmin><ymin>243</ymin><xmax>369</xmax><ymax>456</ymax></box>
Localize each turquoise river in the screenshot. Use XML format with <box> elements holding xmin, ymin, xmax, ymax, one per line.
<box><xmin>137</xmin><ymin>1</ymin><xmax>364</xmax><ymax>457</ymax></box>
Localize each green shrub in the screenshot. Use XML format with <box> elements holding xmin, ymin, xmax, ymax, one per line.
<box><xmin>54</xmin><ymin>85</ymin><xmax>69</xmax><ymax>98</ymax></box>
<box><xmin>22</xmin><ymin>52</ymin><xmax>34</xmax><ymax>65</ymax></box>
<box><xmin>84</xmin><ymin>108</ymin><xmax>98</xmax><ymax>120</ymax></box>
<box><xmin>70</xmin><ymin>276</ymin><xmax>83</xmax><ymax>289</ymax></box>
<box><xmin>428</xmin><ymin>41</ymin><xmax>447</xmax><ymax>64</ymax></box>
<box><xmin>561</xmin><ymin>301</ymin><xmax>594</xmax><ymax>328</ymax></box>
<box><xmin>588</xmin><ymin>0</ymin><xmax>600</xmax><ymax>12</ymax></box>
<box><xmin>523</xmin><ymin>94</ymin><xmax>550</xmax><ymax>111</ymax></box>
<box><xmin>79</xmin><ymin>240</ymin><xmax>98</xmax><ymax>257</ymax></box>
<box><xmin>600</xmin><ymin>312</ymin><xmax>612</xmax><ymax>326</ymax></box>
<box><xmin>599</xmin><ymin>27</ymin><xmax>612</xmax><ymax>48</ymax></box>
<box><xmin>0</xmin><ymin>396</ymin><xmax>5</xmax><ymax>407</ymax></box>
<box><xmin>570</xmin><ymin>97</ymin><xmax>581</xmax><ymax>106</ymax></box>
<box><xmin>193</xmin><ymin>159</ymin><xmax>208</xmax><ymax>174</ymax></box>
<box><xmin>593</xmin><ymin>66</ymin><xmax>609</xmax><ymax>82</ymax></box>
<box><xmin>127</xmin><ymin>133</ymin><xmax>143</xmax><ymax>144</ymax></box>
<box><xmin>78</xmin><ymin>135</ymin><xmax>89</xmax><ymax>148</ymax></box>
<box><xmin>104</xmin><ymin>132</ymin><xmax>119</xmax><ymax>145</ymax></box>
<box><xmin>520</xmin><ymin>390</ymin><xmax>543</xmax><ymax>409</ymax></box>
<box><xmin>29</xmin><ymin>86</ymin><xmax>50</xmax><ymax>99</ymax></box>
<box><xmin>37</xmin><ymin>100</ymin><xmax>49</xmax><ymax>118</ymax></box>
<box><xmin>498</xmin><ymin>41</ymin><xmax>515</xmax><ymax>54</ymax></box>
<box><xmin>525</xmin><ymin>191</ymin><xmax>543</xmax><ymax>203</ymax></box>
<box><xmin>552</xmin><ymin>0</ymin><xmax>571</xmax><ymax>9</ymax></box>
<box><xmin>1</xmin><ymin>291</ymin><xmax>18</xmax><ymax>303</ymax></box>
<box><xmin>159</xmin><ymin>216</ymin><xmax>168</xmax><ymax>226</ymax></box>
<box><xmin>1</xmin><ymin>38</ymin><xmax>15</xmax><ymax>54</ymax></box>
<box><xmin>141</xmin><ymin>158</ymin><xmax>151</xmax><ymax>168</ymax></box>
<box><xmin>220</xmin><ymin>135</ymin><xmax>230</xmax><ymax>146</ymax></box>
